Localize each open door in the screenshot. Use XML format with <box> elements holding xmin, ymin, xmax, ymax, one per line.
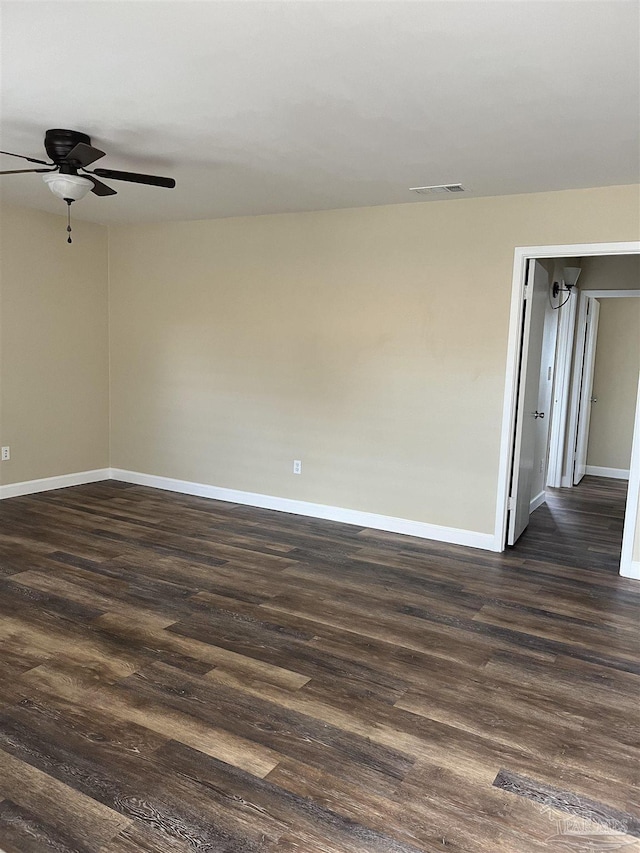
<box><xmin>573</xmin><ymin>297</ymin><xmax>600</xmax><ymax>484</ymax></box>
<box><xmin>507</xmin><ymin>260</ymin><xmax>549</xmax><ymax>545</ymax></box>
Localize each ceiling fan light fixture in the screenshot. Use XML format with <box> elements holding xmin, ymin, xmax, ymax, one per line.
<box><xmin>42</xmin><ymin>172</ymin><xmax>93</xmax><ymax>201</ymax></box>
<box><xmin>3</xmin><ymin>129</ymin><xmax>176</xmax><ymax>242</ymax></box>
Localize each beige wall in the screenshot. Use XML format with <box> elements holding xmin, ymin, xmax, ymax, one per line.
<box><xmin>0</xmin><ymin>204</ymin><xmax>110</xmax><ymax>484</ymax></box>
<box><xmin>587</xmin><ymin>298</ymin><xmax>640</xmax><ymax>471</ymax></box>
<box><xmin>2</xmin><ymin>186</ymin><xmax>639</xmax><ymax>565</ymax></box>
<box><xmin>108</xmin><ymin>184</ymin><xmax>640</xmax><ymax>535</ymax></box>
<box><xmin>579</xmin><ymin>254</ymin><xmax>640</xmax><ymax>290</ymax></box>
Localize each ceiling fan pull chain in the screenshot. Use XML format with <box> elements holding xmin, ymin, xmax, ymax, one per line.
<box><xmin>65</xmin><ymin>198</ymin><xmax>73</xmax><ymax>244</ymax></box>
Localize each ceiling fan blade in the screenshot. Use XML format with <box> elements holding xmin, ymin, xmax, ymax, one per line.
<box><xmin>65</xmin><ymin>142</ymin><xmax>106</xmax><ymax>168</ymax></box>
<box><xmin>0</xmin><ymin>167</ymin><xmax>56</xmax><ymax>175</ymax></box>
<box><xmin>92</xmin><ymin>168</ymin><xmax>175</xmax><ymax>189</ymax></box>
<box><xmin>1</xmin><ymin>150</ymin><xmax>51</xmax><ymax>165</ymax></box>
<box><xmin>85</xmin><ymin>175</ymin><xmax>117</xmax><ymax>197</ymax></box>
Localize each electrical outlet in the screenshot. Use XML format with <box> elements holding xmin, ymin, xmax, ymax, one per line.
<box><xmin>293</xmin><ymin>460</ymin><xmax>302</xmax><ymax>474</ymax></box>
<box><xmin>1</xmin><ymin>446</ymin><xmax>10</xmax><ymax>461</ymax></box>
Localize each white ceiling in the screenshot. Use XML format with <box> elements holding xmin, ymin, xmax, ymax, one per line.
<box><xmin>1</xmin><ymin>1</ymin><xmax>638</xmax><ymax>224</ymax></box>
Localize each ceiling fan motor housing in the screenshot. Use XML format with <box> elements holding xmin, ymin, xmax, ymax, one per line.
<box><xmin>44</xmin><ymin>129</ymin><xmax>91</xmax><ymax>165</ymax></box>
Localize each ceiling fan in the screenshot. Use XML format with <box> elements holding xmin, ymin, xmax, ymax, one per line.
<box><xmin>1</xmin><ymin>129</ymin><xmax>176</xmax><ymax>242</ymax></box>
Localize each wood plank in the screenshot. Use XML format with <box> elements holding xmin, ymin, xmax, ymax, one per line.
<box><xmin>0</xmin><ymin>748</ymin><xmax>130</xmax><ymax>851</ymax></box>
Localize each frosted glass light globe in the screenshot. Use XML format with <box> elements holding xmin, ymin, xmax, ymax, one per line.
<box><xmin>42</xmin><ymin>172</ymin><xmax>93</xmax><ymax>201</ymax></box>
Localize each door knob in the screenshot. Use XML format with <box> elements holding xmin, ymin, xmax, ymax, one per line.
<box><xmin>533</xmin><ymin>411</ymin><xmax>545</xmax><ymax>419</ymax></box>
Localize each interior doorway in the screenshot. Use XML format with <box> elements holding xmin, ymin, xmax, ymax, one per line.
<box><xmin>565</xmin><ymin>288</ymin><xmax>640</xmax><ymax>486</ymax></box>
<box><xmin>495</xmin><ymin>242</ymin><xmax>640</xmax><ymax>578</ymax></box>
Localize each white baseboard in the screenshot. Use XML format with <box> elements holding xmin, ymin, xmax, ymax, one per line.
<box><xmin>620</xmin><ymin>560</ymin><xmax>640</xmax><ymax>580</ymax></box>
<box><xmin>110</xmin><ymin>468</ymin><xmax>497</xmax><ymax>551</ymax></box>
<box><xmin>585</xmin><ymin>466</ymin><xmax>630</xmax><ymax>480</ymax></box>
<box><xmin>3</xmin><ymin>466</ymin><xmax>635</xmax><ymax>563</ymax></box>
<box><xmin>529</xmin><ymin>491</ymin><xmax>546</xmax><ymax>513</ymax></box>
<box><xmin>0</xmin><ymin>468</ymin><xmax>111</xmax><ymax>500</ymax></box>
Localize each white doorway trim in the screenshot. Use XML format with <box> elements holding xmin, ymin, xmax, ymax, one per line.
<box><xmin>494</xmin><ymin>241</ymin><xmax>640</xmax><ymax>567</ymax></box>
<box><xmin>563</xmin><ymin>288</ymin><xmax>640</xmax><ymax>487</ymax></box>
<box><xmin>574</xmin><ymin>290</ymin><xmax>640</xmax><ymax>299</ymax></box>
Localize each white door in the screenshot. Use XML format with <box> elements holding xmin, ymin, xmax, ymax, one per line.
<box><xmin>573</xmin><ymin>297</ymin><xmax>600</xmax><ymax>484</ymax></box>
<box><xmin>507</xmin><ymin>260</ymin><xmax>549</xmax><ymax>545</ymax></box>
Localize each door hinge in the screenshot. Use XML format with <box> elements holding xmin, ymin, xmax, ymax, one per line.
<box><xmin>508</xmin><ymin>495</ymin><xmax>515</xmax><ymax>511</ymax></box>
<box><xmin>523</xmin><ymin>284</ymin><xmax>529</xmax><ymax>301</ymax></box>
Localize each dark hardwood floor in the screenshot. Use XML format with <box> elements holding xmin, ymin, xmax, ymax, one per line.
<box><xmin>514</xmin><ymin>475</ymin><xmax>630</xmax><ymax>575</ymax></box>
<box><xmin>0</xmin><ymin>476</ymin><xmax>638</xmax><ymax>852</ymax></box>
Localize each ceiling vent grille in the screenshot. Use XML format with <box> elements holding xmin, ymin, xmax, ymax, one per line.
<box><xmin>410</xmin><ymin>184</ymin><xmax>466</xmax><ymax>195</ymax></box>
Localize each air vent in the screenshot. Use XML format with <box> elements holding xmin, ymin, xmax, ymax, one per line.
<box><xmin>410</xmin><ymin>184</ymin><xmax>466</xmax><ymax>195</ymax></box>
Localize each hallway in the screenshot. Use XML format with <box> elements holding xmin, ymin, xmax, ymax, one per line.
<box><xmin>512</xmin><ymin>476</ymin><xmax>629</xmax><ymax>576</ymax></box>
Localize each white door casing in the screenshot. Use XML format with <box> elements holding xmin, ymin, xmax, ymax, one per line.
<box><xmin>573</xmin><ymin>297</ymin><xmax>600</xmax><ymax>484</ymax></box>
<box><xmin>507</xmin><ymin>260</ymin><xmax>549</xmax><ymax>546</ymax></box>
